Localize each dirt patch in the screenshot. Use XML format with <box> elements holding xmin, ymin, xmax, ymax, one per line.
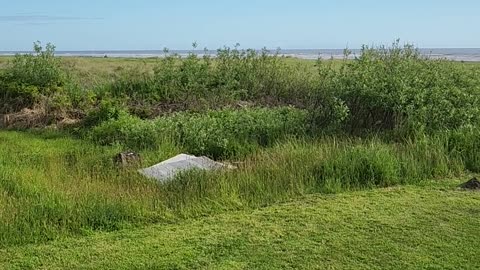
<box><xmin>459</xmin><ymin>177</ymin><xmax>480</xmax><ymax>190</ymax></box>
<box><xmin>0</xmin><ymin>108</ymin><xmax>50</xmax><ymax>129</ymax></box>
<box><xmin>56</xmin><ymin>118</ymin><xmax>81</xmax><ymax>129</ymax></box>
<box><xmin>1</xmin><ymin>107</ymin><xmax>81</xmax><ymax>130</ymax></box>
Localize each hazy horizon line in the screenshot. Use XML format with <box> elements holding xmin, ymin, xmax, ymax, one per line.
<box><xmin>1</xmin><ymin>47</ymin><xmax>480</xmax><ymax>52</ymax></box>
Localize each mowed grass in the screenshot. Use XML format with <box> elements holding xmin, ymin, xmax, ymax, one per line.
<box><xmin>1</xmin><ymin>180</ymin><xmax>479</xmax><ymax>269</ymax></box>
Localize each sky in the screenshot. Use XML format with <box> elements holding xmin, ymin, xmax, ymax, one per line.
<box><xmin>0</xmin><ymin>0</ymin><xmax>479</xmax><ymax>51</ymax></box>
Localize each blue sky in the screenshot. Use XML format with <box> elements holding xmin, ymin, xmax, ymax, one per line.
<box><xmin>0</xmin><ymin>0</ymin><xmax>479</xmax><ymax>50</ymax></box>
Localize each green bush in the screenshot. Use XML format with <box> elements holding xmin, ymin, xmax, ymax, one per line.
<box><xmin>90</xmin><ymin>113</ymin><xmax>160</xmax><ymax>149</ymax></box>
<box><xmin>90</xmin><ymin>107</ymin><xmax>309</xmax><ymax>158</ymax></box>
<box><xmin>100</xmin><ymin>46</ymin><xmax>326</xmax><ymax>116</ymax></box>
<box><xmin>153</xmin><ymin>47</ymin><xmax>214</xmax><ymax>104</ymax></box>
<box><xmin>5</xmin><ymin>42</ymin><xmax>64</xmax><ymax>88</ymax></box>
<box><xmin>0</xmin><ymin>42</ymin><xmax>69</xmax><ymax>113</ymax></box>
<box><xmin>83</xmin><ymin>100</ymin><xmax>129</xmax><ymax>128</ymax></box>
<box><xmin>2</xmin><ymin>40</ymin><xmax>480</xmax><ymax>137</ymax></box>
<box><xmin>163</xmin><ymin>107</ymin><xmax>309</xmax><ymax>158</ymax></box>
<box><xmin>106</xmin><ymin>66</ymin><xmax>156</xmax><ymax>103</ymax></box>
<box><xmin>317</xmin><ymin>41</ymin><xmax>480</xmax><ymax>134</ymax></box>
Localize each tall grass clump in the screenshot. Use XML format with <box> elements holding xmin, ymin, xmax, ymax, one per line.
<box><xmin>444</xmin><ymin>128</ymin><xmax>480</xmax><ymax>173</ymax></box>
<box><xmin>314</xmin><ymin>144</ymin><xmax>400</xmax><ymax>192</ymax></box>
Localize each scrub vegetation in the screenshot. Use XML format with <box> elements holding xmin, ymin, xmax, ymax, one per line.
<box><xmin>0</xmin><ymin>40</ymin><xmax>479</xmax><ymax>268</ymax></box>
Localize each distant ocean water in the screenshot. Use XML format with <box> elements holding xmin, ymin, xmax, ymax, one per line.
<box><xmin>1</xmin><ymin>48</ymin><xmax>480</xmax><ymax>62</ymax></box>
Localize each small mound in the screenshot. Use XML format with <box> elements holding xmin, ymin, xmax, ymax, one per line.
<box><xmin>459</xmin><ymin>178</ymin><xmax>480</xmax><ymax>190</ymax></box>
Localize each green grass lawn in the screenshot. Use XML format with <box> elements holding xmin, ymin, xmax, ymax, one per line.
<box><xmin>1</xmin><ymin>180</ymin><xmax>479</xmax><ymax>270</ymax></box>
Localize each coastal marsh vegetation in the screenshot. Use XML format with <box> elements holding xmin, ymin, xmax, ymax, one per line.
<box><xmin>1</xmin><ymin>41</ymin><xmax>480</xmax><ymax>268</ymax></box>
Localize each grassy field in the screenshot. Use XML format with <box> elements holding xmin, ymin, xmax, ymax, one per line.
<box><xmin>0</xmin><ymin>129</ymin><xmax>478</xmax><ymax>247</ymax></box>
<box><xmin>0</xmin><ymin>55</ymin><xmax>318</xmax><ymax>89</ymax></box>
<box><xmin>1</xmin><ymin>179</ymin><xmax>479</xmax><ymax>269</ymax></box>
<box><xmin>1</xmin><ymin>42</ymin><xmax>480</xmax><ymax>269</ymax></box>
<box><xmin>0</xmin><ymin>54</ymin><xmax>474</xmax><ymax>88</ymax></box>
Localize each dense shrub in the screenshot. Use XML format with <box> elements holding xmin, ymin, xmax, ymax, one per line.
<box><xmin>83</xmin><ymin>100</ymin><xmax>129</xmax><ymax>128</ymax></box>
<box><xmin>2</xmin><ymin>40</ymin><xmax>480</xmax><ymax>140</ymax></box>
<box><xmin>0</xmin><ymin>42</ymin><xmax>68</xmax><ymax>112</ymax></box>
<box><xmin>163</xmin><ymin>107</ymin><xmax>309</xmax><ymax>158</ymax></box>
<box><xmin>106</xmin><ymin>66</ymin><xmax>156</xmax><ymax>102</ymax></box>
<box><xmin>213</xmin><ymin>47</ymin><xmax>312</xmax><ymax>102</ymax></box>
<box><xmin>152</xmin><ymin>47</ymin><xmax>214</xmax><ymax>104</ymax></box>
<box><xmin>90</xmin><ymin>113</ymin><xmax>159</xmax><ymax>149</ymax></box>
<box><xmin>100</xmin><ymin>46</ymin><xmax>327</xmax><ymax>115</ymax></box>
<box><xmin>90</xmin><ymin>107</ymin><xmax>309</xmax><ymax>158</ymax></box>
<box><xmin>317</xmin><ymin>41</ymin><xmax>480</xmax><ymax>134</ymax></box>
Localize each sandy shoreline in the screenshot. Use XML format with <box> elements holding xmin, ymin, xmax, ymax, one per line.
<box><xmin>1</xmin><ymin>49</ymin><xmax>480</xmax><ymax>62</ymax></box>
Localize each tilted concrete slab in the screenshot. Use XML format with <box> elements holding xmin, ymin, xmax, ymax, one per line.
<box><xmin>139</xmin><ymin>154</ymin><xmax>228</xmax><ymax>182</ymax></box>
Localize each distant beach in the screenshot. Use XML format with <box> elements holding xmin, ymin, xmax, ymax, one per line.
<box><xmin>1</xmin><ymin>48</ymin><xmax>480</xmax><ymax>62</ymax></box>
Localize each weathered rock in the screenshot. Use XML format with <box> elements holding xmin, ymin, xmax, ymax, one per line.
<box><xmin>2</xmin><ymin>114</ymin><xmax>10</xmax><ymax>128</ymax></box>
<box><xmin>114</xmin><ymin>151</ymin><xmax>142</xmax><ymax>167</ymax></box>
<box><xmin>459</xmin><ymin>177</ymin><xmax>480</xmax><ymax>190</ymax></box>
